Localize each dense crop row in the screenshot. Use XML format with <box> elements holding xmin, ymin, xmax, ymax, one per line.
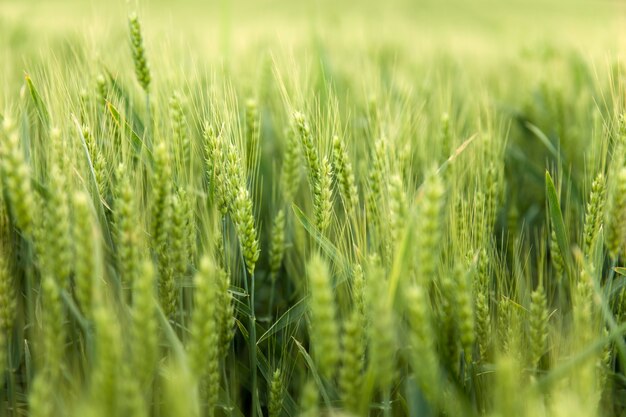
<box><xmin>0</xmin><ymin>5</ymin><xmax>625</xmax><ymax>417</ymax></box>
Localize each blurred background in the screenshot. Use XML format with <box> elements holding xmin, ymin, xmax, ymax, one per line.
<box><xmin>1</xmin><ymin>0</ymin><xmax>623</xmax><ymax>59</ymax></box>
<box><xmin>2</xmin><ymin>0</ymin><xmax>623</xmax><ymax>103</ymax></box>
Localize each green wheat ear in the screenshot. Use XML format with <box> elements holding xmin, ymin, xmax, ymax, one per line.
<box><xmin>405</xmin><ymin>284</ymin><xmax>440</xmax><ymax>405</ymax></box>
<box><xmin>313</xmin><ymin>157</ymin><xmax>333</xmax><ymax>234</ymax></box>
<box><xmin>268</xmin><ymin>208</ymin><xmax>286</xmax><ymax>280</ymax></box>
<box><xmin>606</xmin><ymin>167</ymin><xmax>626</xmax><ymax>259</ymax></box>
<box><xmin>455</xmin><ymin>264</ymin><xmax>475</xmax><ymax>360</ymax></box>
<box><xmin>550</xmin><ymin>229</ymin><xmax>565</xmax><ymax>276</ymax></box>
<box><xmin>268</xmin><ymin>368</ymin><xmax>284</xmax><ymax>417</ymax></box>
<box><xmin>366</xmin><ymin>137</ymin><xmax>387</xmax><ymax>233</ymax></box>
<box><xmin>128</xmin><ymin>12</ymin><xmax>151</xmax><ymax>92</ymax></box>
<box><xmin>72</xmin><ymin>192</ymin><xmax>98</xmax><ymax>319</ymax></box>
<box><xmin>40</xmin><ymin>274</ymin><xmax>65</xmax><ymax>383</ymax></box>
<box><xmin>245</xmin><ymin>97</ymin><xmax>260</xmax><ymax>171</ymax></box>
<box><xmin>81</xmin><ymin>124</ymin><xmax>108</xmax><ymax>196</ymax></box>
<box><xmin>582</xmin><ymin>172</ymin><xmax>606</xmax><ymax>257</ymax></box>
<box><xmin>389</xmin><ymin>173</ymin><xmax>407</xmax><ymax>245</ymax></box>
<box><xmin>416</xmin><ymin>170</ymin><xmax>445</xmax><ymax>282</ymax></box>
<box><xmin>114</xmin><ymin>164</ymin><xmax>141</xmax><ymax>300</ymax></box>
<box><xmin>0</xmin><ymin>255</ymin><xmax>15</xmax><ymax>391</ymax></box>
<box><xmin>131</xmin><ymin>260</ymin><xmax>158</xmax><ymax>387</ymax></box>
<box><xmin>1</xmin><ymin>114</ymin><xmax>34</xmax><ymax>236</ymax></box>
<box><xmin>90</xmin><ymin>302</ymin><xmax>123</xmax><ymax>414</ymax></box>
<box><xmin>171</xmin><ymin>190</ymin><xmax>190</xmax><ymax>281</ymax></box>
<box><xmin>169</xmin><ymin>92</ymin><xmax>190</xmax><ymax>169</ymax></box>
<box><xmin>204</xmin><ymin>123</ymin><xmax>229</xmax><ymax>215</ymax></box>
<box><xmin>29</xmin><ymin>370</ymin><xmax>54</xmax><ymax>417</ymax></box>
<box><xmin>332</xmin><ymin>134</ymin><xmax>358</xmax><ymax>215</ymax></box>
<box><xmin>475</xmin><ymin>289</ymin><xmax>491</xmax><ymax>361</ymax></box>
<box><xmin>216</xmin><ymin>266</ymin><xmax>235</xmax><ymax>358</ymax></box>
<box><xmin>231</xmin><ymin>184</ymin><xmax>260</xmax><ymax>275</ymax></box>
<box><xmin>366</xmin><ymin>256</ymin><xmax>395</xmax><ymax>394</ymax></box>
<box><xmin>339</xmin><ymin>308</ymin><xmax>365</xmax><ymax>414</ymax></box>
<box><xmin>299</xmin><ymin>380</ymin><xmax>319</xmax><ymax>417</ymax></box>
<box><xmin>41</xmin><ymin>159</ymin><xmax>72</xmax><ymax>290</ymax></box>
<box><xmin>188</xmin><ymin>256</ymin><xmax>220</xmax><ymax>417</ymax></box>
<box><xmin>280</xmin><ymin>125</ymin><xmax>302</xmax><ymax>203</ymax></box>
<box><xmin>118</xmin><ymin>362</ymin><xmax>149</xmax><ymax>417</ymax></box>
<box><xmin>293</xmin><ymin>111</ymin><xmax>324</xmax><ymax>217</ymax></box>
<box><xmin>162</xmin><ymin>359</ymin><xmax>200</xmax><ymax>417</ymax></box>
<box><xmin>95</xmin><ymin>73</ymin><xmax>108</xmax><ymax>107</ymax></box>
<box><xmin>307</xmin><ymin>253</ymin><xmax>340</xmax><ymax>379</ymax></box>
<box><xmin>151</xmin><ymin>141</ymin><xmax>177</xmax><ymax>317</ymax></box>
<box><xmin>529</xmin><ymin>284</ymin><xmax>548</xmax><ymax>370</ymax></box>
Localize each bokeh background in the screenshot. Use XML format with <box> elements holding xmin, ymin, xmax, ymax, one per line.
<box><xmin>1</xmin><ymin>0</ymin><xmax>624</xmax><ymax>234</ymax></box>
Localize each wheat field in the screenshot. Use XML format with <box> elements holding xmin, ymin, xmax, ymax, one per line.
<box><xmin>0</xmin><ymin>0</ymin><xmax>626</xmax><ymax>416</ymax></box>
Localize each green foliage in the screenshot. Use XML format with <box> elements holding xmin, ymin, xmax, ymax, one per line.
<box><xmin>0</xmin><ymin>2</ymin><xmax>625</xmax><ymax>416</ymax></box>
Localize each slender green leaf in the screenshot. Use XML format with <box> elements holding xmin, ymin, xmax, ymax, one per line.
<box><xmin>293</xmin><ymin>338</ymin><xmax>332</xmax><ymax>408</ymax></box>
<box><xmin>292</xmin><ymin>204</ymin><xmax>349</xmax><ymax>274</ymax></box>
<box><xmin>257</xmin><ymin>297</ymin><xmax>307</xmax><ymax>344</ymax></box>
<box><xmin>72</xmin><ymin>115</ymin><xmax>114</xmax><ymax>249</ymax></box>
<box><xmin>104</xmin><ymin>68</ymin><xmax>146</xmax><ymax>134</ymax></box>
<box><xmin>106</xmin><ymin>100</ymin><xmax>152</xmax><ymax>164</ymax></box>
<box><xmin>24</xmin><ymin>73</ymin><xmax>50</xmax><ymax>126</ymax></box>
<box><xmin>545</xmin><ymin>170</ymin><xmax>573</xmax><ymax>271</ymax></box>
<box><xmin>526</xmin><ymin>122</ymin><xmax>559</xmax><ymax>159</ymax></box>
